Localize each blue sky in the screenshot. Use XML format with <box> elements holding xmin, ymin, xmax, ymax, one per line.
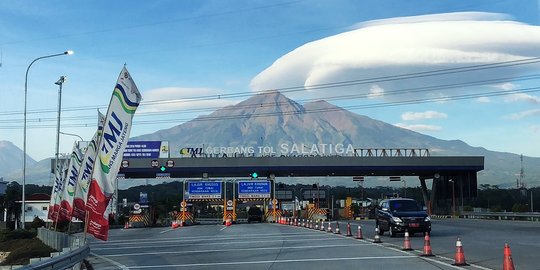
<box><xmin>1</xmin><ymin>0</ymin><xmax>539</xmax><ymax>161</ymax></box>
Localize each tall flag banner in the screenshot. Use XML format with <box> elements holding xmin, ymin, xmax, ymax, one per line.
<box><xmin>72</xmin><ymin>112</ymin><xmax>105</xmax><ymax>221</ymax></box>
<box><xmin>57</xmin><ymin>142</ymin><xmax>84</xmax><ymax>222</ymax></box>
<box><xmin>48</xmin><ymin>158</ymin><xmax>67</xmax><ymax>221</ymax></box>
<box><xmin>87</xmin><ymin>67</ymin><xmax>142</xmax><ymax>241</ymax></box>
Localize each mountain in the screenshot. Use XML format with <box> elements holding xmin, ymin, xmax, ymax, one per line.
<box><xmin>134</xmin><ymin>91</ymin><xmax>540</xmax><ymax>187</ymax></box>
<box><xmin>1</xmin><ymin>91</ymin><xmax>538</xmax><ymax>188</ymax></box>
<box><xmin>0</xmin><ymin>141</ymin><xmax>37</xmax><ymax>180</ymax></box>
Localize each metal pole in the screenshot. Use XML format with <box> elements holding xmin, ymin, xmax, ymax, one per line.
<box><xmin>54</xmin><ymin>76</ymin><xmax>65</xmax><ymax>186</ymax></box>
<box><xmin>531</xmin><ymin>190</ymin><xmax>534</xmax><ymax>212</ymax></box>
<box><xmin>22</xmin><ymin>51</ymin><xmax>72</xmax><ymax>229</ymax></box>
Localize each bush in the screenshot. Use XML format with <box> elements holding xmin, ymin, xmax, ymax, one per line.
<box><xmin>0</xmin><ymin>238</ymin><xmax>55</xmax><ymax>265</ymax></box>
<box><xmin>29</xmin><ymin>217</ymin><xmax>46</xmax><ymax>230</ymax></box>
<box><xmin>0</xmin><ymin>229</ymin><xmax>36</xmax><ymax>243</ymax></box>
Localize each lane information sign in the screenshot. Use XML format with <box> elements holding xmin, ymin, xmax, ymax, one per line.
<box><xmin>238</xmin><ymin>181</ymin><xmax>271</xmax><ymax>199</ymax></box>
<box><xmin>187</xmin><ymin>181</ymin><xmax>222</xmax><ymax>199</ymax></box>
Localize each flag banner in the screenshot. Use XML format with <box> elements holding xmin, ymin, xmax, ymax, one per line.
<box><xmin>48</xmin><ymin>158</ymin><xmax>67</xmax><ymax>221</ymax></box>
<box><xmin>72</xmin><ymin>112</ymin><xmax>105</xmax><ymax>221</ymax></box>
<box><xmin>57</xmin><ymin>142</ymin><xmax>84</xmax><ymax>222</ymax></box>
<box><xmin>87</xmin><ymin>67</ymin><xmax>142</xmax><ymax>241</ymax></box>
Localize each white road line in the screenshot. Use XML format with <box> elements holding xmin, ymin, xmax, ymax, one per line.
<box><xmin>90</xmin><ymin>234</ymin><xmax>335</xmax><ymax>250</ymax></box>
<box><xmin>124</xmin><ymin>255</ymin><xmax>417</xmax><ymax>269</ymax></box>
<box><xmin>93</xmin><ymin>231</ymin><xmax>320</xmax><ymax>245</ymax></box>
<box><xmin>90</xmin><ymin>252</ymin><xmax>129</xmax><ymax>270</ymax></box>
<box><xmin>158</xmin><ymin>228</ymin><xmax>175</xmax><ymax>234</ymax></box>
<box><xmin>91</xmin><ymin>237</ymin><xmax>344</xmax><ymax>251</ymax></box>
<box><xmin>219</xmin><ymin>226</ymin><xmax>227</xmax><ymax>231</ymax></box>
<box><xmin>102</xmin><ymin>243</ymin><xmax>364</xmax><ymax>257</ymax></box>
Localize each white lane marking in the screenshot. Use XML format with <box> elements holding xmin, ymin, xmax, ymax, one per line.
<box><xmin>90</xmin><ymin>252</ymin><xmax>129</xmax><ymax>270</ymax></box>
<box><xmin>124</xmin><ymin>255</ymin><xmax>417</xmax><ymax>269</ymax></box>
<box><xmin>219</xmin><ymin>226</ymin><xmax>227</xmax><ymax>231</ymax></box>
<box><xmin>93</xmin><ymin>231</ymin><xmax>319</xmax><ymax>244</ymax></box>
<box><xmin>91</xmin><ymin>236</ymin><xmax>344</xmax><ymax>251</ymax></box>
<box><xmin>159</xmin><ymin>228</ymin><xmax>175</xmax><ymax>234</ymax></box>
<box><xmin>102</xmin><ymin>243</ymin><xmax>364</xmax><ymax>257</ymax></box>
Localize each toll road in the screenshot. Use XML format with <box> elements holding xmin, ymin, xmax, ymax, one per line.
<box><xmin>87</xmin><ymin>222</ymin><xmax>491</xmax><ymax>270</ymax></box>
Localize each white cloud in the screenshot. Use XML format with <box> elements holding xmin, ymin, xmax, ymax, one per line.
<box><xmin>394</xmin><ymin>123</ymin><xmax>442</xmax><ymax>132</ymax></box>
<box><xmin>504</xmin><ymin>108</ymin><xmax>540</xmax><ymax>120</ymax></box>
<box><xmin>250</xmin><ymin>12</ymin><xmax>540</xmax><ymax>102</ymax></box>
<box><xmin>504</xmin><ymin>93</ymin><xmax>540</xmax><ymax>104</ymax></box>
<box><xmin>139</xmin><ymin>87</ymin><xmax>239</xmax><ymax>114</ymax></box>
<box><xmin>367</xmin><ymin>85</ymin><xmax>384</xmax><ymax>99</ymax></box>
<box><xmin>401</xmin><ymin>111</ymin><xmax>447</xmax><ymax>121</ymax></box>
<box><xmin>494</xmin><ymin>82</ymin><xmax>518</xmax><ymax>91</ymax></box>
<box><xmin>476</xmin><ymin>97</ymin><xmax>491</xmax><ymax>103</ymax></box>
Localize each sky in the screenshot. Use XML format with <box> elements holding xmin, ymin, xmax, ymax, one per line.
<box><xmin>1</xmin><ymin>0</ymin><xmax>540</xmax><ymax>161</ymax></box>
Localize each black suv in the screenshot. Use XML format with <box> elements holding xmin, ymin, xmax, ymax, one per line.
<box><xmin>375</xmin><ymin>198</ymin><xmax>431</xmax><ymax>237</ymax></box>
<box><xmin>247</xmin><ymin>206</ymin><xmax>263</xmax><ymax>223</ymax></box>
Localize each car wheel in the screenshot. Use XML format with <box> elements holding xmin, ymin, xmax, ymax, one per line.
<box><xmin>389</xmin><ymin>226</ymin><xmax>396</xmax><ymax>237</ymax></box>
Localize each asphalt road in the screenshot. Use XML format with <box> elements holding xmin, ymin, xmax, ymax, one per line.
<box><xmin>84</xmin><ymin>219</ymin><xmax>535</xmax><ymax>270</ymax></box>
<box><xmin>343</xmin><ymin>218</ymin><xmax>539</xmax><ymax>270</ymax></box>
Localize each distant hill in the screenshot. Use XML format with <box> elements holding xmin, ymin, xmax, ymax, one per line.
<box><xmin>133</xmin><ymin>91</ymin><xmax>540</xmax><ymax>187</ymax></box>
<box><xmin>1</xmin><ymin>92</ymin><xmax>538</xmax><ymax>187</ymax></box>
<box><xmin>0</xmin><ymin>141</ymin><xmax>37</xmax><ymax>181</ymax></box>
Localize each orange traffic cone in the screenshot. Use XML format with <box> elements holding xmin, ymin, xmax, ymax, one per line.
<box><xmin>315</xmin><ymin>220</ymin><xmax>319</xmax><ymax>230</ymax></box>
<box><xmin>373</xmin><ymin>227</ymin><xmax>382</xmax><ymax>243</ymax></box>
<box><xmin>172</xmin><ymin>220</ymin><xmax>178</xmax><ymax>229</ymax></box>
<box><xmin>124</xmin><ymin>222</ymin><xmax>129</xmax><ymax>229</ymax></box>
<box><xmin>327</xmin><ymin>222</ymin><xmax>333</xmax><ymax>233</ymax></box>
<box><xmin>402</xmin><ymin>230</ymin><xmax>412</xmax><ymax>251</ymax></box>
<box><xmin>180</xmin><ymin>220</ymin><xmax>184</xmax><ymax>227</ymax></box>
<box><xmin>356</xmin><ymin>225</ymin><xmax>363</xmax><ymax>239</ymax></box>
<box><xmin>320</xmin><ymin>221</ymin><xmax>325</xmax><ymax>231</ymax></box>
<box><xmin>421</xmin><ymin>232</ymin><xmax>434</xmax><ymax>256</ymax></box>
<box><xmin>503</xmin><ymin>243</ymin><xmax>515</xmax><ymax>270</ymax></box>
<box><xmin>346</xmin><ymin>223</ymin><xmax>352</xmax><ymax>236</ymax></box>
<box><xmin>453</xmin><ymin>237</ymin><xmax>468</xmax><ymax>266</ymax></box>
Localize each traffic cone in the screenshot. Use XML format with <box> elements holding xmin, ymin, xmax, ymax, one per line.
<box><xmin>453</xmin><ymin>237</ymin><xmax>468</xmax><ymax>266</ymax></box>
<box><xmin>180</xmin><ymin>220</ymin><xmax>184</xmax><ymax>227</ymax></box>
<box><xmin>320</xmin><ymin>220</ymin><xmax>325</xmax><ymax>231</ymax></box>
<box><xmin>402</xmin><ymin>230</ymin><xmax>412</xmax><ymax>251</ymax></box>
<box><xmin>373</xmin><ymin>227</ymin><xmax>382</xmax><ymax>243</ymax></box>
<box><xmin>503</xmin><ymin>243</ymin><xmax>515</xmax><ymax>270</ymax></box>
<box><xmin>335</xmin><ymin>222</ymin><xmax>341</xmax><ymax>234</ymax></box>
<box><xmin>356</xmin><ymin>225</ymin><xmax>363</xmax><ymax>239</ymax></box>
<box><xmin>327</xmin><ymin>222</ymin><xmax>333</xmax><ymax>233</ymax></box>
<box><xmin>172</xmin><ymin>220</ymin><xmax>178</xmax><ymax>229</ymax></box>
<box><xmin>421</xmin><ymin>232</ymin><xmax>434</xmax><ymax>256</ymax></box>
<box><xmin>124</xmin><ymin>222</ymin><xmax>129</xmax><ymax>229</ymax></box>
<box><xmin>346</xmin><ymin>223</ymin><xmax>352</xmax><ymax>237</ymax></box>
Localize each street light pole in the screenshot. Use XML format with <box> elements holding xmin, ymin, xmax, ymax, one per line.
<box><xmin>22</xmin><ymin>50</ymin><xmax>73</xmax><ymax>229</ymax></box>
<box><xmin>54</xmin><ymin>76</ymin><xmax>66</xmax><ymax>186</ymax></box>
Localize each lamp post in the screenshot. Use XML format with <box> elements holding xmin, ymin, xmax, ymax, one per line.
<box><xmin>449</xmin><ymin>179</ymin><xmax>456</xmax><ymax>217</ymax></box>
<box><xmin>54</xmin><ymin>76</ymin><xmax>67</xmax><ymax>186</ymax></box>
<box><xmin>22</xmin><ymin>50</ymin><xmax>73</xmax><ymax>229</ymax></box>
<box><xmin>59</xmin><ymin>131</ymin><xmax>83</xmax><ymax>142</ymax></box>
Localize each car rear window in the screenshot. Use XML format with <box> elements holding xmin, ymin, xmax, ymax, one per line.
<box><xmin>390</xmin><ymin>200</ymin><xmax>421</xmax><ymax>211</ymax></box>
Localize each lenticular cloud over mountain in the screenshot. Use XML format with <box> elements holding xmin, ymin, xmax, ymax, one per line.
<box><xmin>250</xmin><ymin>12</ymin><xmax>540</xmax><ymax>101</ymax></box>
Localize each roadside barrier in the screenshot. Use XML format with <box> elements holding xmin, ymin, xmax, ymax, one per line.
<box><xmin>373</xmin><ymin>228</ymin><xmax>382</xmax><ymax>243</ymax></box>
<box><xmin>356</xmin><ymin>225</ymin><xmax>363</xmax><ymax>239</ymax></box>
<box><xmin>402</xmin><ymin>231</ymin><xmax>412</xmax><ymax>251</ymax></box>
<box><xmin>346</xmin><ymin>223</ymin><xmax>352</xmax><ymax>237</ymax></box>
<box><xmin>421</xmin><ymin>233</ymin><xmax>434</xmax><ymax>256</ymax></box>
<box><xmin>453</xmin><ymin>237</ymin><xmax>468</xmax><ymax>266</ymax></box>
<box><xmin>503</xmin><ymin>243</ymin><xmax>515</xmax><ymax>270</ymax></box>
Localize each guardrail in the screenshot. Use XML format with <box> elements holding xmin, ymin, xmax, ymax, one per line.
<box><xmin>7</xmin><ymin>228</ymin><xmax>90</xmax><ymax>270</ymax></box>
<box><xmin>18</xmin><ymin>244</ymin><xmax>89</xmax><ymax>270</ymax></box>
<box><xmin>459</xmin><ymin>211</ymin><xmax>540</xmax><ymax>221</ymax></box>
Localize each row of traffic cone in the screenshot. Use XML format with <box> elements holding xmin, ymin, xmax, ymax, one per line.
<box><xmin>286</xmin><ymin>219</ymin><xmax>515</xmax><ymax>270</ymax></box>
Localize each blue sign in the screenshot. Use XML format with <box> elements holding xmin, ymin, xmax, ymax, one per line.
<box><xmin>188</xmin><ymin>181</ymin><xmax>222</xmax><ymax>199</ymax></box>
<box><xmin>123</xmin><ymin>141</ymin><xmax>168</xmax><ymax>159</ymax></box>
<box><xmin>238</xmin><ymin>181</ymin><xmax>271</xmax><ymax>198</ymax></box>
<box><xmin>139</xmin><ymin>192</ymin><xmax>148</xmax><ymax>205</ymax></box>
